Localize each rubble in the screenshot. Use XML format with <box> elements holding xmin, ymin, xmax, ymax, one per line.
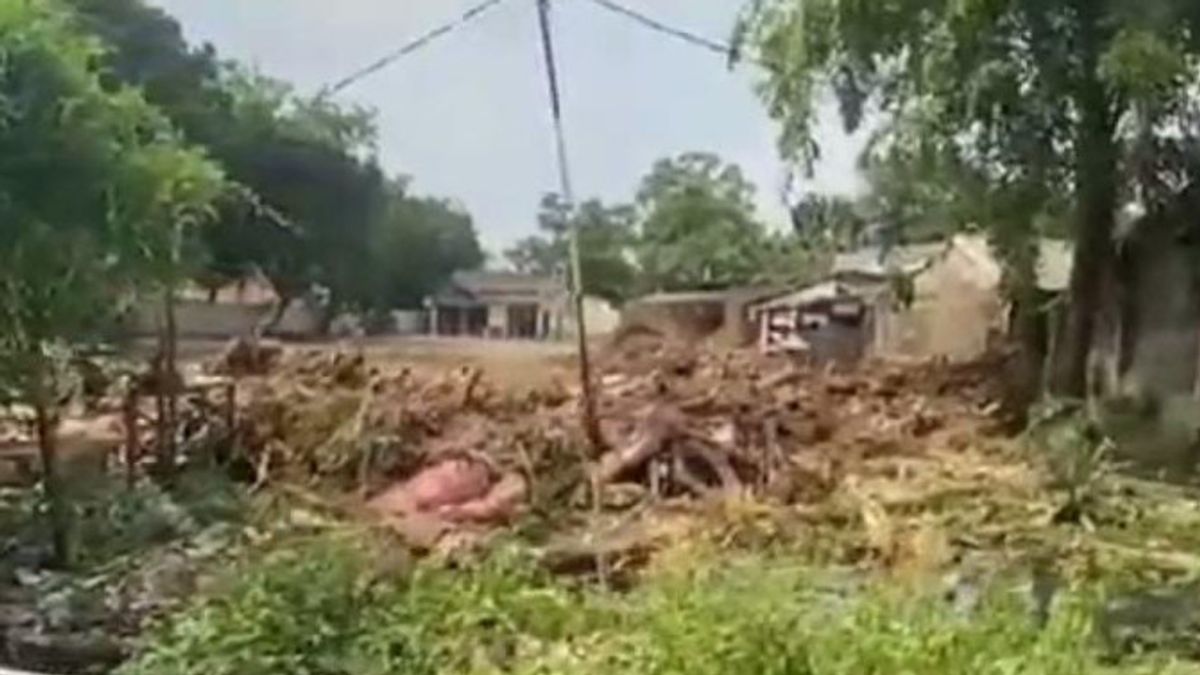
<box><xmin>210</xmin><ymin>337</ymin><xmax>284</xmax><ymax>377</ymax></box>
<box><xmin>228</xmin><ymin>340</ymin><xmax>1020</xmax><ymax>565</ymax></box>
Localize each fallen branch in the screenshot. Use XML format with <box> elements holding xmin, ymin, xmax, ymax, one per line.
<box><xmin>685</xmin><ymin>443</ymin><xmax>742</xmax><ymax>494</ymax></box>
<box><xmin>593</xmin><ymin>405</ymin><xmax>685</xmax><ymax>485</ymax></box>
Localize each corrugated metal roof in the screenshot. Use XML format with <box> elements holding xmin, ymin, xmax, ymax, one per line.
<box><xmin>751</xmin><ymin>281</ymin><xmax>855</xmax><ymax>313</ymax></box>
<box><xmin>832</xmin><ymin>242</ymin><xmax>947</xmax><ymax>278</ymax></box>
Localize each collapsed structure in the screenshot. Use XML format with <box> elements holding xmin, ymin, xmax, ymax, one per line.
<box><xmin>750</xmin><ymin>235</ymin><xmax>1073</xmax><ymax>364</ymax></box>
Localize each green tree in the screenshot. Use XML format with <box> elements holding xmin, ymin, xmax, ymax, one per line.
<box><xmin>205</xmin><ymin>68</ymin><xmax>387</xmax><ymax>324</ymax></box>
<box><xmin>0</xmin><ymin>0</ymin><xmax>224</xmax><ymax>564</ymax></box>
<box><xmin>739</xmin><ymin>0</ymin><xmax>1200</xmax><ymax>395</ymax></box>
<box><xmin>67</xmin><ymin>1</ymin><xmax>387</xmax><ymax>324</ymax></box>
<box><xmin>372</xmin><ymin>183</ymin><xmax>485</xmax><ymax>310</ymax></box>
<box><xmin>636</xmin><ymin>153</ymin><xmax>767</xmax><ymax>291</ymax></box>
<box><xmin>790</xmin><ymin>192</ymin><xmax>869</xmax><ymax>249</ymax></box>
<box><xmin>70</xmin><ymin>0</ymin><xmax>487</xmax><ymax>329</ymax></box>
<box><xmin>506</xmin><ymin>194</ymin><xmax>639</xmax><ymax>304</ymax></box>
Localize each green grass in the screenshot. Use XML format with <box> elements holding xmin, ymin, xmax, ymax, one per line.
<box><xmin>119</xmin><ymin>535</ymin><xmax>1200</xmax><ymax>675</ymax></box>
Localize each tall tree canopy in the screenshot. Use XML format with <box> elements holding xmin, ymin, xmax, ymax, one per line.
<box><xmin>65</xmin><ymin>0</ymin><xmax>483</xmax><ymax>320</ymax></box>
<box><xmin>790</xmin><ymin>192</ymin><xmax>869</xmax><ymax>249</ymax></box>
<box><xmin>739</xmin><ymin>0</ymin><xmax>1200</xmax><ymax>395</ymax></box>
<box><xmin>373</xmin><ymin>184</ymin><xmax>485</xmax><ymax>309</ymax></box>
<box><xmin>506</xmin><ymin>194</ymin><xmax>638</xmax><ymax>304</ymax></box>
<box><xmin>636</xmin><ymin>152</ymin><xmax>768</xmax><ymax>291</ymax></box>
<box><xmin>0</xmin><ymin>0</ymin><xmax>225</xmax><ymax>562</ymax></box>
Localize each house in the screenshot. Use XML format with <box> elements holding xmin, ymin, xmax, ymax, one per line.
<box><xmin>751</xmin><ymin>235</ymin><xmax>1073</xmax><ymax>363</ymax></box>
<box><xmin>426</xmin><ymin>271</ymin><xmax>570</xmax><ymax>339</ymax></box>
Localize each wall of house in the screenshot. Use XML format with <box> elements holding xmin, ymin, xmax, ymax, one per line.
<box><xmin>486</xmin><ymin>304</ymin><xmax>508</xmax><ymax>338</ymax></box>
<box><xmin>807</xmin><ymin>319</ymin><xmax>869</xmax><ymax>365</ymax></box>
<box><xmin>129</xmin><ymin>300</ymin><xmax>320</xmax><ymax>338</ymax></box>
<box><xmin>391</xmin><ymin>310</ymin><xmax>427</xmax><ymax>336</ymax></box>
<box><xmin>872</xmin><ymin>245</ymin><xmax>1004</xmax><ymax>362</ymax></box>
<box><xmin>580</xmin><ymin>297</ymin><xmax>621</xmax><ymax>336</ymax></box>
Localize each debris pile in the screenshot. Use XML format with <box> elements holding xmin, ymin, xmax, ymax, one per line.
<box><xmin>232</xmin><ymin>342</ymin><xmax>1011</xmax><ymax>555</ymax></box>
<box><xmin>210</xmin><ymin>336</ymin><xmax>284</xmax><ymax>377</ymax></box>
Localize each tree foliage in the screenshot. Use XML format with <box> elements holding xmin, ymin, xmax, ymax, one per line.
<box><xmin>66</xmin><ymin>0</ymin><xmax>483</xmax><ymax>319</ymax></box>
<box><xmin>738</xmin><ymin>0</ymin><xmax>1200</xmax><ymax>395</ymax></box>
<box><xmin>506</xmin><ymin>194</ymin><xmax>638</xmax><ymax>304</ymax></box>
<box><xmin>374</xmin><ymin>185</ymin><xmax>485</xmax><ymax>309</ymax></box>
<box><xmin>790</xmin><ymin>193</ymin><xmax>869</xmax><ymax>250</ymax></box>
<box><xmin>0</xmin><ymin>0</ymin><xmax>225</xmax><ymax>563</ymax></box>
<box><xmin>635</xmin><ymin>152</ymin><xmax>768</xmax><ymax>291</ymax></box>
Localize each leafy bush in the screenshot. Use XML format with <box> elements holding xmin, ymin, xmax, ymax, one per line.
<box><xmin>121</xmin><ymin>539</ymin><xmax>1196</xmax><ymax>675</ymax></box>
<box><xmin>120</xmin><ymin>538</ymin><xmax>598</xmax><ymax>675</ymax></box>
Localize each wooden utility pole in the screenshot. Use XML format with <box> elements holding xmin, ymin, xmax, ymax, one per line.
<box><xmin>536</xmin><ymin>0</ymin><xmax>602</xmax><ymax>453</ymax></box>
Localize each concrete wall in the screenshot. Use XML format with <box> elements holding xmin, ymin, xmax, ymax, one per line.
<box><xmin>392</xmin><ymin>310</ymin><xmax>426</xmax><ymax>336</ymax></box>
<box><xmin>567</xmin><ymin>296</ymin><xmax>621</xmax><ymax>337</ymax></box>
<box><xmin>129</xmin><ymin>299</ymin><xmax>320</xmax><ymax>338</ymax></box>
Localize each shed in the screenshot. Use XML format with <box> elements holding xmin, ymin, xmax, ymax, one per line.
<box><xmin>750</xmin><ymin>281</ymin><xmax>869</xmax><ymax>363</ymax></box>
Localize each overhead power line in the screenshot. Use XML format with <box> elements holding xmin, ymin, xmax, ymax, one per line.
<box><xmin>319</xmin><ymin>0</ymin><xmax>510</xmax><ymax>98</ymax></box>
<box><xmin>583</xmin><ymin>0</ymin><xmax>735</xmax><ymax>60</ymax></box>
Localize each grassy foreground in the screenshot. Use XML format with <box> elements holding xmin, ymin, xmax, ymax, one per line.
<box><xmin>118</xmin><ymin>534</ymin><xmax>1196</xmax><ymax>675</ymax></box>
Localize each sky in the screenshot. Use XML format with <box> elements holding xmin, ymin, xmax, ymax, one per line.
<box><xmin>150</xmin><ymin>0</ymin><xmax>868</xmax><ymax>254</ymax></box>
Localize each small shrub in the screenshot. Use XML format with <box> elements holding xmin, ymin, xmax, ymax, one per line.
<box><xmin>121</xmin><ymin>539</ymin><xmax>600</xmax><ymax>675</ymax></box>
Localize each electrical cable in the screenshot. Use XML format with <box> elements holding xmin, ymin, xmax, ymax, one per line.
<box><xmin>583</xmin><ymin>0</ymin><xmax>734</xmax><ymax>59</ymax></box>
<box><xmin>319</xmin><ymin>0</ymin><xmax>511</xmax><ymax>97</ymax></box>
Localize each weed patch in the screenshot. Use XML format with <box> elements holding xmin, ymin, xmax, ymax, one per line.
<box><xmin>121</xmin><ymin>537</ymin><xmax>1197</xmax><ymax>674</ymax></box>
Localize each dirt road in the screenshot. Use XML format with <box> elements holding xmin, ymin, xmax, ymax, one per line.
<box><xmin>168</xmin><ymin>336</ymin><xmax>579</xmax><ymax>389</ymax></box>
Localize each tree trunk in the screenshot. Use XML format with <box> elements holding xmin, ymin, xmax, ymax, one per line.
<box><xmin>153</xmin><ymin>288</ymin><xmax>180</xmax><ymax>482</ymax></box>
<box><xmin>1050</xmin><ymin>6</ymin><xmax>1119</xmax><ymax>398</ymax></box>
<box><xmin>164</xmin><ymin>287</ymin><xmax>179</xmax><ymax>472</ymax></box>
<box><xmin>1011</xmin><ymin>289</ymin><xmax>1046</xmax><ymax>418</ymax></box>
<box><xmin>34</xmin><ymin>401</ymin><xmax>69</xmax><ymax>568</ymax></box>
